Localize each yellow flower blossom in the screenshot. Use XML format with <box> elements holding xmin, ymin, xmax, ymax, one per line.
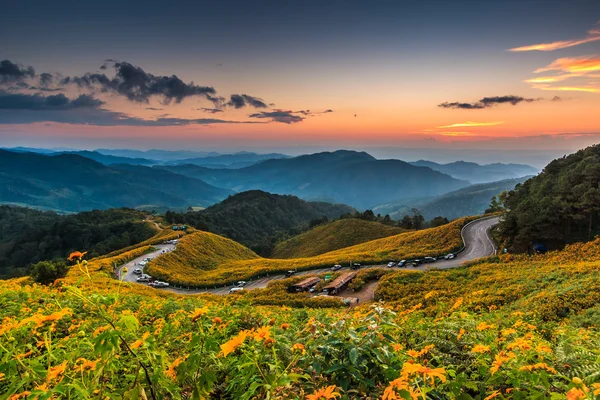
<box><xmin>220</xmin><ymin>331</ymin><xmax>247</xmax><ymax>357</ymax></box>
<box><xmin>476</xmin><ymin>322</ymin><xmax>496</xmax><ymax>331</ymax></box>
<box><xmin>47</xmin><ymin>361</ymin><xmax>67</xmax><ymax>383</ymax></box>
<box><xmin>190</xmin><ymin>306</ymin><xmax>209</xmax><ymax>322</ymax></box>
<box><xmin>292</xmin><ymin>343</ymin><xmax>306</xmax><ymax>354</ymax></box>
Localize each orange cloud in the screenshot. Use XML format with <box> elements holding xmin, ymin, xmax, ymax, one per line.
<box><xmin>535</xmin><ymin>56</ymin><xmax>600</xmax><ymax>74</ymax></box>
<box><xmin>538</xmin><ymin>86</ymin><xmax>599</xmax><ymax>93</ymax></box>
<box><xmin>436</xmin><ymin>121</ymin><xmax>504</xmax><ymax>128</ymax></box>
<box><xmin>509</xmin><ymin>22</ymin><xmax>600</xmax><ymax>52</ymax></box>
<box><xmin>436</xmin><ymin>131</ymin><xmax>479</xmax><ymax>137</ymax></box>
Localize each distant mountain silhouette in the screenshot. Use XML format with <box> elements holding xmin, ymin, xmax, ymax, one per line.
<box><xmin>409</xmin><ymin>160</ymin><xmax>538</xmax><ymax>184</ymax></box>
<box><xmin>0</xmin><ymin>150</ymin><xmax>231</xmax><ymax>212</ymax></box>
<box><xmin>164</xmin><ymin>152</ymin><xmax>290</xmax><ymax>168</ymax></box>
<box><xmin>159</xmin><ymin>150</ymin><xmax>469</xmax><ymax>209</ymax></box>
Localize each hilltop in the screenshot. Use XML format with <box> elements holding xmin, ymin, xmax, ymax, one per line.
<box><xmin>409</xmin><ymin>160</ymin><xmax>538</xmax><ymax>183</ymax></box>
<box><xmin>164</xmin><ymin>190</ymin><xmax>354</xmax><ymax>255</ymax></box>
<box><xmin>271</xmin><ymin>218</ymin><xmax>405</xmax><ymax>258</ymax></box>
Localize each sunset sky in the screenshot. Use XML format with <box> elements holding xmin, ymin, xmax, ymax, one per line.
<box><xmin>1</xmin><ymin>0</ymin><xmax>599</xmax><ymax>163</ymax></box>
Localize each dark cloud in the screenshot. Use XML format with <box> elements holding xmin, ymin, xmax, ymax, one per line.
<box><xmin>39</xmin><ymin>73</ymin><xmax>53</xmax><ymax>87</ymax></box>
<box><xmin>551</xmin><ymin>96</ymin><xmax>564</xmax><ymax>101</ymax></box>
<box><xmin>249</xmin><ymin>110</ymin><xmax>304</xmax><ymax>124</ymax></box>
<box><xmin>227</xmin><ymin>94</ymin><xmax>268</xmax><ymax>109</ymax></box>
<box><xmin>145</xmin><ymin>107</ymin><xmax>164</xmax><ymax>110</ymax></box>
<box><xmin>439</xmin><ymin>95</ymin><xmax>539</xmax><ymax>109</ymax></box>
<box><xmin>0</xmin><ymin>91</ymin><xmax>104</xmax><ymax>110</ymax></box>
<box><xmin>199</xmin><ymin>107</ymin><xmax>224</xmax><ymax>114</ymax></box>
<box><xmin>67</xmin><ymin>61</ymin><xmax>218</xmax><ymax>104</ymax></box>
<box><xmin>0</xmin><ymin>60</ymin><xmax>35</xmax><ymax>83</ymax></box>
<box><xmin>0</xmin><ymin>91</ymin><xmax>262</xmax><ymax>126</ymax></box>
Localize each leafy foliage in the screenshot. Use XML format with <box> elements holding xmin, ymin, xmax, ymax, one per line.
<box><xmin>0</xmin><ymin>206</ymin><xmax>157</xmax><ymax>279</ymax></box>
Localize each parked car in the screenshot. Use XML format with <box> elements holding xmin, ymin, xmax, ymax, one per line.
<box><xmin>352</xmin><ymin>263</ymin><xmax>361</xmax><ymax>270</ymax></box>
<box><xmin>387</xmin><ymin>262</ymin><xmax>396</xmax><ymax>268</ymax></box>
<box><xmin>136</xmin><ymin>274</ymin><xmax>152</xmax><ymax>282</ymax></box>
<box><xmin>138</xmin><ymin>261</ymin><xmax>147</xmax><ymax>266</ymax></box>
<box><xmin>398</xmin><ymin>260</ymin><xmax>406</xmax><ymax>267</ymax></box>
<box><xmin>285</xmin><ymin>270</ymin><xmax>296</xmax><ymax>277</ymax></box>
<box><xmin>149</xmin><ymin>281</ymin><xmax>169</xmax><ymax>288</ymax></box>
<box><xmin>145</xmin><ymin>257</ymin><xmax>153</xmax><ymax>262</ymax></box>
<box><xmin>445</xmin><ymin>253</ymin><xmax>455</xmax><ymax>260</ymax></box>
<box><xmin>412</xmin><ymin>259</ymin><xmax>422</xmax><ymax>265</ymax></box>
<box><xmin>331</xmin><ymin>265</ymin><xmax>343</xmax><ymax>271</ymax></box>
<box><xmin>235</xmin><ymin>281</ymin><xmax>247</xmax><ymax>287</ymax></box>
<box><xmin>424</xmin><ymin>257</ymin><xmax>436</xmax><ymax>263</ymax></box>
<box><xmin>229</xmin><ymin>287</ymin><xmax>244</xmax><ymax>294</ymax></box>
<box><xmin>309</xmin><ymin>287</ymin><xmax>316</xmax><ymax>293</ymax></box>
<box><xmin>133</xmin><ymin>268</ymin><xmax>143</xmax><ymax>275</ymax></box>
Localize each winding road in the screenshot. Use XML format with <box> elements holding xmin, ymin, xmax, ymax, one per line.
<box><xmin>117</xmin><ymin>216</ymin><xmax>499</xmax><ymax>296</ymax></box>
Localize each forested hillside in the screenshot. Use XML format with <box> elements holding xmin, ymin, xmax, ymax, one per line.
<box><xmin>164</xmin><ymin>190</ymin><xmax>354</xmax><ymax>255</ymax></box>
<box><xmin>499</xmin><ymin>144</ymin><xmax>600</xmax><ymax>252</ymax></box>
<box><xmin>0</xmin><ymin>206</ymin><xmax>156</xmax><ymax>278</ymax></box>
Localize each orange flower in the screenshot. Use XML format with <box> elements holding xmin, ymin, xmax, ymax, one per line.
<box><xmin>566</xmin><ymin>388</ymin><xmax>587</xmax><ymax>400</ymax></box>
<box><xmin>519</xmin><ymin>363</ymin><xmax>557</xmax><ymax>374</ymax></box>
<box><xmin>382</xmin><ymin>377</ymin><xmax>410</xmax><ymax>400</ymax></box>
<box><xmin>476</xmin><ymin>322</ymin><xmax>496</xmax><ymax>331</ymax></box>
<box><xmin>292</xmin><ymin>343</ymin><xmax>306</xmax><ymax>354</ymax></box>
<box><xmin>401</xmin><ymin>362</ymin><xmax>446</xmax><ymax>385</ymax></box>
<box><xmin>306</xmin><ymin>385</ymin><xmax>341</xmax><ymax>400</ymax></box>
<box><xmin>164</xmin><ymin>356</ymin><xmax>186</xmax><ymax>381</ymax></box>
<box><xmin>190</xmin><ymin>307</ymin><xmax>209</xmax><ymax>322</ymax></box>
<box><xmin>592</xmin><ymin>383</ymin><xmax>600</xmax><ymax>396</ymax></box>
<box><xmin>280</xmin><ymin>323</ymin><xmax>290</xmax><ymax>330</ymax></box>
<box><xmin>76</xmin><ymin>358</ymin><xmax>100</xmax><ymax>371</ymax></box>
<box><xmin>47</xmin><ymin>361</ymin><xmax>67</xmax><ymax>383</ymax></box>
<box><xmin>213</xmin><ymin>317</ymin><xmax>223</xmax><ymax>324</ymax></box>
<box><xmin>449</xmin><ymin>297</ymin><xmax>463</xmax><ymax>312</ymax></box>
<box><xmin>484</xmin><ymin>390</ymin><xmax>501</xmax><ymax>400</ymax></box>
<box><xmin>471</xmin><ymin>344</ymin><xmax>490</xmax><ymax>354</ymax></box>
<box><xmin>220</xmin><ymin>331</ymin><xmax>247</xmax><ymax>357</ymax></box>
<box><xmin>457</xmin><ymin>328</ymin><xmax>465</xmax><ymax>340</ymax></box>
<box><xmin>490</xmin><ymin>351</ymin><xmax>516</xmax><ymax>375</ymax></box>
<box><xmin>68</xmin><ymin>251</ymin><xmax>87</xmax><ymax>262</ymax></box>
<box><xmin>251</xmin><ymin>326</ymin><xmax>271</xmax><ymax>342</ymax></box>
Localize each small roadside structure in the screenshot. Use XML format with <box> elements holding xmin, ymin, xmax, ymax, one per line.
<box><xmin>322</xmin><ymin>271</ymin><xmax>357</xmax><ymax>295</ymax></box>
<box><xmin>290</xmin><ymin>276</ymin><xmax>320</xmax><ymax>292</ymax></box>
<box><xmin>172</xmin><ymin>225</ymin><xmax>188</xmax><ymax>231</ymax></box>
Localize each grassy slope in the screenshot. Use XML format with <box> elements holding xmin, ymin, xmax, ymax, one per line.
<box><xmin>376</xmin><ymin>237</ymin><xmax>600</xmax><ymax>321</ymax></box>
<box><xmin>146</xmin><ymin>217</ymin><xmax>473</xmax><ymax>287</ymax></box>
<box><xmin>271</xmin><ymin>218</ymin><xmax>405</xmax><ymax>258</ymax></box>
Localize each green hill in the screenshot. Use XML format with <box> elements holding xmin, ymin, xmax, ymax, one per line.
<box><xmin>164</xmin><ymin>190</ymin><xmax>355</xmax><ymax>255</ymax></box>
<box><xmin>271</xmin><ymin>218</ymin><xmax>405</xmax><ymax>258</ymax></box>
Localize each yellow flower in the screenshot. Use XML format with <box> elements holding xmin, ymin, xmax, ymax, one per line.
<box><xmin>457</xmin><ymin>328</ymin><xmax>466</xmax><ymax>340</ymax></box>
<box><xmin>213</xmin><ymin>317</ymin><xmax>223</xmax><ymax>324</ymax></box>
<box><xmin>471</xmin><ymin>344</ymin><xmax>490</xmax><ymax>353</ymax></box>
<box><xmin>131</xmin><ymin>332</ymin><xmax>151</xmax><ymax>349</ymax></box>
<box><xmin>490</xmin><ymin>351</ymin><xmax>516</xmax><ymax>375</ymax></box>
<box><xmin>306</xmin><ymin>385</ymin><xmax>341</xmax><ymax>400</ymax></box>
<box><xmin>190</xmin><ymin>306</ymin><xmax>209</xmax><ymax>322</ymax></box>
<box><xmin>591</xmin><ymin>383</ymin><xmax>600</xmax><ymax>396</ymax></box>
<box><xmin>382</xmin><ymin>377</ymin><xmax>410</xmax><ymax>400</ymax></box>
<box><xmin>47</xmin><ymin>360</ymin><xmax>67</xmax><ymax>382</ymax></box>
<box><xmin>220</xmin><ymin>331</ymin><xmax>247</xmax><ymax>357</ymax></box>
<box><xmin>507</xmin><ymin>337</ymin><xmax>532</xmax><ymax>351</ymax></box>
<box><xmin>572</xmin><ymin>377</ymin><xmax>583</xmax><ymax>385</ymax></box>
<box><xmin>401</xmin><ymin>362</ymin><xmax>446</xmax><ymax>385</ymax></box>
<box><xmin>280</xmin><ymin>323</ymin><xmax>290</xmax><ymax>330</ymax></box>
<box><xmin>449</xmin><ymin>297</ymin><xmax>463</xmax><ymax>312</ymax></box>
<box><xmin>76</xmin><ymin>358</ymin><xmax>100</xmax><ymax>371</ymax></box>
<box><xmin>0</xmin><ymin>372</ymin><xmax>4</xmax><ymax>382</ymax></box>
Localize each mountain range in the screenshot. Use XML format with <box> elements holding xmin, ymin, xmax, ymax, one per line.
<box><xmin>159</xmin><ymin>150</ymin><xmax>470</xmax><ymax>209</ymax></box>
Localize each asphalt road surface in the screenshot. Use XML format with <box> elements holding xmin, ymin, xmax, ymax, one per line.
<box><xmin>117</xmin><ymin>216</ymin><xmax>499</xmax><ymax>296</ymax></box>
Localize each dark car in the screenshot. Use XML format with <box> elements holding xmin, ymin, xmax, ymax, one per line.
<box><xmin>424</xmin><ymin>257</ymin><xmax>436</xmax><ymax>263</ymax></box>
<box><xmin>285</xmin><ymin>270</ymin><xmax>296</xmax><ymax>277</ymax></box>
<box><xmin>331</xmin><ymin>265</ymin><xmax>343</xmax><ymax>271</ymax></box>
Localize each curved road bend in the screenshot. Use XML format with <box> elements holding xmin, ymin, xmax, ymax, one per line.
<box><xmin>117</xmin><ymin>216</ymin><xmax>499</xmax><ymax>296</ymax></box>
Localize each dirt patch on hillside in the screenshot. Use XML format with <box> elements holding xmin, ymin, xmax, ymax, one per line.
<box><xmin>336</xmin><ymin>280</ymin><xmax>379</xmax><ymax>306</ymax></box>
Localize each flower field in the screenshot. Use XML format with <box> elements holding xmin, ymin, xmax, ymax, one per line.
<box><xmin>146</xmin><ymin>217</ymin><xmax>473</xmax><ymax>288</ymax></box>
<box><xmin>2</xmin><ymin>261</ymin><xmax>600</xmax><ymax>399</ymax></box>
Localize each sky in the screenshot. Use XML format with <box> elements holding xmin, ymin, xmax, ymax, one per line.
<box><xmin>1</xmin><ymin>0</ymin><xmax>599</xmax><ymax>164</ymax></box>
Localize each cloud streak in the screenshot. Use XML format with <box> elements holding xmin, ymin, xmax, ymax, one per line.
<box><xmin>438</xmin><ymin>95</ymin><xmax>538</xmax><ymax>110</ymax></box>
<box><xmin>437</xmin><ymin>121</ymin><xmax>504</xmax><ymax>128</ymax></box>
<box><xmin>226</xmin><ymin>94</ymin><xmax>268</xmax><ymax>109</ymax></box>
<box><xmin>509</xmin><ymin>22</ymin><xmax>600</xmax><ymax>52</ymax></box>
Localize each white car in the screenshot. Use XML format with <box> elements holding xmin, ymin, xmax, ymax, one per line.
<box><xmin>132</xmin><ymin>268</ymin><xmax>143</xmax><ymax>275</ymax></box>
<box><xmin>229</xmin><ymin>287</ymin><xmax>244</xmax><ymax>294</ymax></box>
<box><xmin>136</xmin><ymin>275</ymin><xmax>152</xmax><ymax>283</ymax></box>
<box><xmin>235</xmin><ymin>281</ymin><xmax>247</xmax><ymax>287</ymax></box>
<box><xmin>150</xmin><ymin>281</ymin><xmax>169</xmax><ymax>288</ymax></box>
<box><xmin>445</xmin><ymin>253</ymin><xmax>455</xmax><ymax>260</ymax></box>
<box><xmin>387</xmin><ymin>262</ymin><xmax>396</xmax><ymax>268</ymax></box>
<box><xmin>138</xmin><ymin>261</ymin><xmax>147</xmax><ymax>266</ymax></box>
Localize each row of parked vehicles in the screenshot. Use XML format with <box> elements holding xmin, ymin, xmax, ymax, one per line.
<box><xmin>131</xmin><ymin>257</ymin><xmax>170</xmax><ymax>288</ymax></box>
<box><xmin>386</xmin><ymin>253</ymin><xmax>455</xmax><ymax>268</ymax></box>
